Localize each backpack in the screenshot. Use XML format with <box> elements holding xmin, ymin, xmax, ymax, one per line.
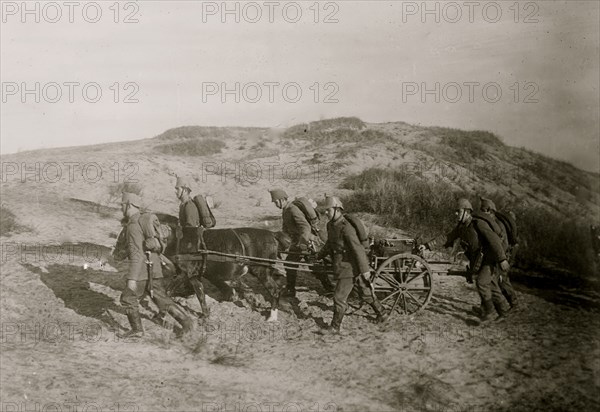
<box><xmin>472</xmin><ymin>212</ymin><xmax>504</xmax><ymax>240</ymax></box>
<box><xmin>292</xmin><ymin>197</ymin><xmax>320</xmax><ymax>234</ymax></box>
<box><xmin>138</xmin><ymin>213</ymin><xmax>172</xmax><ymax>253</ymax></box>
<box><xmin>495</xmin><ymin>211</ymin><xmax>519</xmax><ymax>246</ymax></box>
<box><xmin>192</xmin><ymin>194</ymin><xmax>216</xmax><ymax>228</ymax></box>
<box><xmin>344</xmin><ymin>213</ymin><xmax>369</xmax><ymax>247</ymax></box>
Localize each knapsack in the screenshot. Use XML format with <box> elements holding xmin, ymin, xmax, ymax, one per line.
<box><xmin>192</xmin><ymin>194</ymin><xmax>216</xmax><ymax>228</ymax></box>
<box><xmin>472</xmin><ymin>212</ymin><xmax>504</xmax><ymax>240</ymax></box>
<box><xmin>344</xmin><ymin>213</ymin><xmax>369</xmax><ymax>247</ymax></box>
<box><xmin>495</xmin><ymin>211</ymin><xmax>519</xmax><ymax>246</ymax></box>
<box><xmin>138</xmin><ymin>213</ymin><xmax>172</xmax><ymax>253</ymax></box>
<box><xmin>292</xmin><ymin>197</ymin><xmax>320</xmax><ymax>234</ymax></box>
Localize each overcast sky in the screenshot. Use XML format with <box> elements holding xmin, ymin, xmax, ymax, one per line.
<box><xmin>1</xmin><ymin>1</ymin><xmax>598</xmax><ymax>172</ymax></box>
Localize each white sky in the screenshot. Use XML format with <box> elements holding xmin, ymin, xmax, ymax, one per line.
<box><xmin>1</xmin><ymin>1</ymin><xmax>599</xmax><ymax>172</ymax></box>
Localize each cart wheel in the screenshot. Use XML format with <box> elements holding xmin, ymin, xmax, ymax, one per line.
<box><xmin>371</xmin><ymin>253</ymin><xmax>433</xmax><ymax>316</ymax></box>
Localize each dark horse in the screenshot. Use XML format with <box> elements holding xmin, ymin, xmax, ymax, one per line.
<box><xmin>112</xmin><ymin>213</ymin><xmax>289</xmax><ymax>321</ymax></box>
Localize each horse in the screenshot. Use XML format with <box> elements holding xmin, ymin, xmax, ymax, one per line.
<box><xmin>112</xmin><ymin>213</ymin><xmax>289</xmax><ymax>321</ymax></box>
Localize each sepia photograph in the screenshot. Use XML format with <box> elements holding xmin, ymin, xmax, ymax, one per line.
<box><xmin>1</xmin><ymin>1</ymin><xmax>599</xmax><ymax>411</ymax></box>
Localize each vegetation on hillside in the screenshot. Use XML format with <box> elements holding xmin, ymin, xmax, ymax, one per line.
<box><xmin>407</xmin><ymin>126</ymin><xmax>598</xmax><ymax>204</ymax></box>
<box><xmin>154</xmin><ymin>126</ymin><xmax>233</xmax><ymax>140</ymax></box>
<box><xmin>341</xmin><ymin>167</ymin><xmax>598</xmax><ymax>278</ymax></box>
<box><xmin>154</xmin><ymin>139</ymin><xmax>226</xmax><ymax>156</ymax></box>
<box><xmin>283</xmin><ymin>118</ymin><xmax>394</xmax><ymax>147</ymax></box>
<box><xmin>0</xmin><ymin>205</ymin><xmax>26</xmax><ymax>236</ymax></box>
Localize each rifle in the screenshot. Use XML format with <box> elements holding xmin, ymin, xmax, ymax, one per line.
<box><xmin>145</xmin><ymin>251</ymin><xmax>154</xmax><ymax>298</ymax></box>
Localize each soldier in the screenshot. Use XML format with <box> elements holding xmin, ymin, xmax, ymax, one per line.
<box><xmin>270</xmin><ymin>189</ymin><xmax>334</xmax><ymax>297</ymax></box>
<box><xmin>316</xmin><ymin>196</ymin><xmax>388</xmax><ymax>334</ymax></box>
<box><xmin>480</xmin><ymin>198</ymin><xmax>519</xmax><ymax>310</ymax></box>
<box><xmin>422</xmin><ymin>198</ymin><xmax>510</xmax><ymax>322</ymax></box>
<box><xmin>175</xmin><ymin>176</ymin><xmax>201</xmax><ymax>253</ymax></box>
<box><xmin>117</xmin><ymin>192</ymin><xmax>193</xmax><ymax>339</ymax></box>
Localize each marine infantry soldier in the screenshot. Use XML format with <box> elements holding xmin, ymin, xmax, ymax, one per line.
<box><xmin>316</xmin><ymin>196</ymin><xmax>388</xmax><ymax>334</ymax></box>
<box><xmin>270</xmin><ymin>189</ymin><xmax>334</xmax><ymax>297</ymax></box>
<box><xmin>117</xmin><ymin>192</ymin><xmax>193</xmax><ymax>339</ymax></box>
<box><xmin>480</xmin><ymin>198</ymin><xmax>518</xmax><ymax>309</ymax></box>
<box><xmin>175</xmin><ymin>176</ymin><xmax>201</xmax><ymax>253</ymax></box>
<box><xmin>422</xmin><ymin>198</ymin><xmax>511</xmax><ymax>322</ymax></box>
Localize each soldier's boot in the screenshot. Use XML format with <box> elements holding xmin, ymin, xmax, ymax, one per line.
<box><xmin>117</xmin><ymin>310</ymin><xmax>144</xmax><ymax>339</ymax></box>
<box><xmin>471</xmin><ymin>298</ymin><xmax>484</xmax><ymax>316</ymax></box>
<box><xmin>285</xmin><ymin>273</ymin><xmax>297</xmax><ymax>298</ymax></box>
<box><xmin>167</xmin><ymin>305</ymin><xmax>194</xmax><ymax>337</ymax></box>
<box><xmin>371</xmin><ymin>301</ymin><xmax>390</xmax><ymax>324</ymax></box>
<box><xmin>319</xmin><ymin>310</ymin><xmax>343</xmax><ymax>335</ymax></box>
<box><xmin>493</xmin><ymin>300</ymin><xmax>510</xmax><ymax>321</ymax></box>
<box><xmin>506</xmin><ymin>293</ymin><xmax>519</xmax><ymax>310</ymax></box>
<box><xmin>471</xmin><ymin>305</ymin><xmax>483</xmax><ymax>316</ymax></box>
<box><xmin>479</xmin><ymin>299</ymin><xmax>496</xmax><ymax>323</ymax></box>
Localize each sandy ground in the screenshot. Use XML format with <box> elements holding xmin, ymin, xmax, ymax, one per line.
<box><xmin>2</xmin><ymin>253</ymin><xmax>599</xmax><ymax>412</ymax></box>
<box><xmin>1</xmin><ymin>128</ymin><xmax>599</xmax><ymax>411</ymax></box>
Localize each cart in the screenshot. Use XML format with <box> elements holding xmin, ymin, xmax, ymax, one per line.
<box><xmin>169</xmin><ymin>235</ymin><xmax>434</xmax><ymax>318</ymax></box>
<box><xmin>349</xmin><ymin>237</ymin><xmax>434</xmax><ymax>316</ymax></box>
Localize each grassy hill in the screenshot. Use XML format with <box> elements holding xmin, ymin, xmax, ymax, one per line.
<box><xmin>1</xmin><ymin>117</ymin><xmax>598</xmax><ymax>279</ymax></box>
<box><xmin>2</xmin><ymin>117</ymin><xmax>600</xmax><ymax>411</ymax></box>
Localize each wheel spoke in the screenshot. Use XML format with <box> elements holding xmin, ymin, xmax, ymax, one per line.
<box><xmin>377</xmin><ymin>272</ymin><xmax>402</xmax><ymax>288</ymax></box>
<box><xmin>402</xmin><ymin>259</ymin><xmax>416</xmax><ymax>283</ymax></box>
<box><xmin>389</xmin><ymin>291</ymin><xmax>402</xmax><ymax>314</ymax></box>
<box><xmin>380</xmin><ymin>289</ymin><xmax>401</xmax><ymax>304</ymax></box>
<box><xmin>405</xmin><ymin>270</ymin><xmax>428</xmax><ymax>285</ymax></box>
<box><xmin>405</xmin><ymin>290</ymin><xmax>423</xmax><ymax>307</ymax></box>
<box><xmin>369</xmin><ymin>253</ymin><xmax>435</xmax><ymax>317</ymax></box>
<box><xmin>389</xmin><ymin>259</ymin><xmax>398</xmax><ymax>282</ymax></box>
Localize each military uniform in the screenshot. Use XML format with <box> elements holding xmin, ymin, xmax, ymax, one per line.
<box><xmin>493</xmin><ymin>214</ymin><xmax>518</xmax><ymax>308</ymax></box>
<box><xmin>471</xmin><ymin>218</ymin><xmax>510</xmax><ymax>316</ymax></box>
<box><xmin>120</xmin><ymin>212</ymin><xmax>174</xmax><ymax>314</ymax></box>
<box><xmin>427</xmin><ymin>217</ymin><xmax>509</xmax><ymax>317</ymax></box>
<box><xmin>318</xmin><ymin>214</ymin><xmax>385</xmax><ymax>329</ymax></box>
<box><xmin>282</xmin><ymin>202</ymin><xmax>313</xmax><ymax>293</ymax></box>
<box><xmin>178</xmin><ymin>199</ymin><xmax>201</xmax><ymax>253</ymax></box>
<box><xmin>117</xmin><ymin>192</ymin><xmax>193</xmax><ymax>339</ymax></box>
<box><xmin>427</xmin><ymin>221</ymin><xmax>481</xmax><ymax>271</ymax></box>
